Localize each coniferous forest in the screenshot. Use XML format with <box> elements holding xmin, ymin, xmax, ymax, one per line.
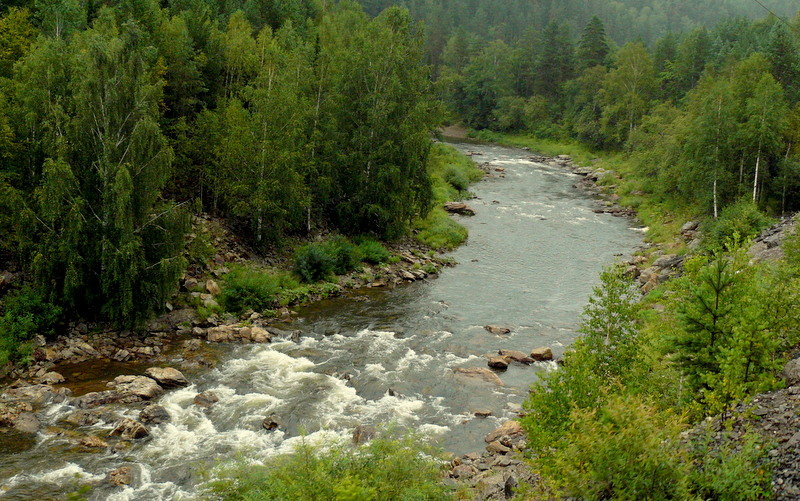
<box><xmin>5</xmin><ymin>0</ymin><xmax>800</xmax><ymax>500</ymax></box>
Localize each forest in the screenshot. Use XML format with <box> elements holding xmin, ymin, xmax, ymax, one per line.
<box><xmin>4</xmin><ymin>0</ymin><xmax>800</xmax><ymax>499</ymax></box>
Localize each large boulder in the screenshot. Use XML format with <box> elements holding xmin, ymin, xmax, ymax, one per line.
<box><xmin>71</xmin><ymin>391</ymin><xmax>124</xmax><ymax>409</ymax></box>
<box><xmin>144</xmin><ymin>367</ymin><xmax>188</xmax><ymax>387</ymax></box>
<box><xmin>487</xmin><ymin>356</ymin><xmax>510</xmax><ymax>371</ymax></box>
<box><xmin>110</xmin><ymin>418</ymin><xmax>149</xmax><ymax>439</ymax></box>
<box><xmin>530</xmin><ymin>347</ymin><xmax>553</xmax><ymax>361</ymax></box>
<box><xmin>783</xmin><ymin>358</ymin><xmax>800</xmax><ymax>386</ymax></box>
<box><xmin>139</xmin><ymin>404</ymin><xmax>171</xmax><ymax>425</ymax></box>
<box><xmin>652</xmin><ymin>254</ymin><xmax>684</xmax><ymax>270</ymax></box>
<box><xmin>108</xmin><ymin>376</ymin><xmax>163</xmax><ymax>400</ymax></box>
<box><xmin>484</xmin><ymin>420</ymin><xmax>525</xmax><ymax>444</ymax></box>
<box><xmin>498</xmin><ymin>349</ymin><xmax>534</xmax><ymax>364</ymax></box>
<box><xmin>454</xmin><ymin>367</ymin><xmax>504</xmax><ymax>386</ymax></box>
<box><xmin>12</xmin><ymin>412</ymin><xmax>40</xmax><ymax>433</ymax></box>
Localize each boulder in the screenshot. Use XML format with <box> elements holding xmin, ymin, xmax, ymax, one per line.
<box><xmin>144</xmin><ymin>367</ymin><xmax>188</xmax><ymax>387</ymax></box>
<box><xmin>139</xmin><ymin>404</ymin><xmax>170</xmax><ymax>425</ymax></box>
<box><xmin>80</xmin><ymin>435</ymin><xmax>109</xmax><ymax>448</ymax></box>
<box><xmin>474</xmin><ymin>410</ymin><xmax>493</xmax><ymax>418</ymax></box>
<box><xmin>64</xmin><ymin>409</ymin><xmax>102</xmax><ymax>427</ymax></box>
<box><xmin>110</xmin><ymin>418</ymin><xmax>149</xmax><ymax>439</ymax></box>
<box><xmin>205</xmin><ymin>279</ymin><xmax>221</xmax><ymax>295</ymax></box>
<box><xmin>486</xmin><ymin>440</ymin><xmax>511</xmax><ymax>454</ymax></box>
<box><xmin>530</xmin><ymin>347</ymin><xmax>553</xmax><ymax>361</ymax></box>
<box><xmin>485</xmin><ymin>421</ymin><xmax>525</xmax><ymax>443</ymax></box>
<box><xmin>13</xmin><ymin>412</ymin><xmax>40</xmax><ymax>433</ymax></box>
<box><xmin>206</xmin><ymin>326</ymin><xmax>232</xmax><ymax>343</ymax></box>
<box><xmin>249</xmin><ymin>326</ymin><xmax>271</xmax><ymax>343</ymax></box>
<box><xmin>3</xmin><ymin>384</ymin><xmax>71</xmax><ymax>406</ymax></box>
<box><xmin>71</xmin><ymin>391</ymin><xmax>124</xmax><ymax>409</ymax></box>
<box><xmin>450</xmin><ymin>464</ymin><xmax>477</xmax><ymax>479</ymax></box>
<box><xmin>783</xmin><ymin>358</ymin><xmax>800</xmax><ymax>386</ymax></box>
<box><xmin>262</xmin><ymin>416</ymin><xmax>280</xmax><ymax>431</ymax></box>
<box><xmin>193</xmin><ymin>391</ymin><xmax>219</xmax><ymax>408</ymax></box>
<box><xmin>454</xmin><ymin>367</ymin><xmax>504</xmax><ymax>386</ymax></box>
<box><xmin>38</xmin><ymin>372</ymin><xmax>65</xmax><ymax>385</ymax></box>
<box><xmin>109</xmin><ymin>376</ymin><xmax>163</xmax><ymax>400</ymax></box>
<box><xmin>352</xmin><ymin>424</ymin><xmax>377</xmax><ymax>444</ymax></box>
<box><xmin>484</xmin><ymin>325</ymin><xmax>511</xmax><ymax>335</ymax></box>
<box><xmin>444</xmin><ymin>202</ymin><xmax>476</xmax><ymax>216</ymax></box>
<box><xmin>681</xmin><ymin>221</ymin><xmax>700</xmax><ymax>233</ymax></box>
<box><xmin>498</xmin><ymin>349</ymin><xmax>534</xmax><ymax>364</ymax></box>
<box><xmin>106</xmin><ymin>466</ymin><xmax>133</xmax><ymax>487</ymax></box>
<box><xmin>487</xmin><ymin>356</ymin><xmax>510</xmax><ymax>371</ymax></box>
<box><xmin>652</xmin><ymin>254</ymin><xmax>684</xmax><ymax>270</ymax></box>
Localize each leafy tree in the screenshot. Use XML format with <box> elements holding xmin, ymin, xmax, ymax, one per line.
<box><xmin>0</xmin><ymin>7</ymin><xmax>37</xmax><ymax>77</ymax></box>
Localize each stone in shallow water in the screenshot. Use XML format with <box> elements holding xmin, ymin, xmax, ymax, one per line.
<box><xmin>139</xmin><ymin>404</ymin><xmax>170</xmax><ymax>425</ymax></box>
<box><xmin>453</xmin><ymin>367</ymin><xmax>504</xmax><ymax>386</ymax></box>
<box><xmin>529</xmin><ymin>347</ymin><xmax>553</xmax><ymax>361</ymax></box>
<box><xmin>144</xmin><ymin>367</ymin><xmax>188</xmax><ymax>387</ymax></box>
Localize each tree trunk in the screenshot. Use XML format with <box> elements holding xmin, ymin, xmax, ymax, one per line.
<box><xmin>713</xmin><ymin>175</ymin><xmax>718</xmax><ymax>219</ymax></box>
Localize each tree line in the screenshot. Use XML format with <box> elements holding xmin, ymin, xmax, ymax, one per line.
<box><xmin>439</xmin><ymin>12</ymin><xmax>800</xmax><ymax>217</ymax></box>
<box><xmin>0</xmin><ymin>0</ymin><xmax>438</xmax><ymax>331</ymax></box>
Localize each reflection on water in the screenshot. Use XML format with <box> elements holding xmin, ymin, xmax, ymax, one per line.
<box><xmin>0</xmin><ymin>142</ymin><xmax>641</xmax><ymax>500</ymax></box>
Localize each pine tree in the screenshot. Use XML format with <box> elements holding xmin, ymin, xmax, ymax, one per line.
<box><xmin>577</xmin><ymin>16</ymin><xmax>609</xmax><ymax>70</ymax></box>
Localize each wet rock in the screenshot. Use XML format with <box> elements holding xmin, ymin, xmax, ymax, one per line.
<box><xmin>71</xmin><ymin>391</ymin><xmax>123</xmax><ymax>409</ymax></box>
<box><xmin>80</xmin><ymin>435</ymin><xmax>109</xmax><ymax>448</ymax></box>
<box><xmin>13</xmin><ymin>412</ymin><xmax>40</xmax><ymax>433</ymax></box>
<box><xmin>400</xmin><ymin>270</ymin><xmax>417</xmax><ymax>281</ymax></box>
<box><xmin>107</xmin><ymin>466</ymin><xmax>133</xmax><ymax>487</ymax></box>
<box><xmin>454</xmin><ymin>367</ymin><xmax>504</xmax><ymax>386</ymax></box>
<box><xmin>110</xmin><ymin>418</ymin><xmax>149</xmax><ymax>439</ymax></box>
<box><xmin>183</xmin><ymin>338</ymin><xmax>202</xmax><ymax>350</ymax></box>
<box><xmin>205</xmin><ymin>279</ymin><xmax>221</xmax><ymax>295</ymax></box>
<box><xmin>529</xmin><ymin>347</ymin><xmax>553</xmax><ymax>361</ymax></box>
<box><xmin>139</xmin><ymin>404</ymin><xmax>171</xmax><ymax>425</ymax></box>
<box><xmin>262</xmin><ymin>416</ymin><xmax>280</xmax><ymax>431</ymax></box>
<box><xmin>352</xmin><ymin>424</ymin><xmax>377</xmax><ymax>444</ymax></box>
<box><xmin>498</xmin><ymin>349</ymin><xmax>534</xmax><ymax>364</ymax></box>
<box><xmin>109</xmin><ymin>375</ymin><xmax>164</xmax><ymax>400</ymax></box>
<box><xmin>484</xmin><ymin>325</ymin><xmax>511</xmax><ymax>335</ymax></box>
<box><xmin>485</xmin><ymin>421</ymin><xmax>525</xmax><ymax>443</ymax></box>
<box><xmin>3</xmin><ymin>384</ymin><xmax>71</xmax><ymax>406</ymax></box>
<box><xmin>193</xmin><ymin>391</ymin><xmax>219</xmax><ymax>408</ymax></box>
<box><xmin>474</xmin><ymin>410</ymin><xmax>493</xmax><ymax>418</ymax></box>
<box><xmin>249</xmin><ymin>326</ymin><xmax>271</xmax><ymax>343</ymax></box>
<box><xmin>38</xmin><ymin>372</ymin><xmax>65</xmax><ymax>385</ymax></box>
<box><xmin>444</xmin><ymin>202</ymin><xmax>476</xmax><ymax>216</ymax></box>
<box><xmin>144</xmin><ymin>367</ymin><xmax>188</xmax><ymax>387</ymax></box>
<box><xmin>487</xmin><ymin>356</ymin><xmax>510</xmax><ymax>371</ymax></box>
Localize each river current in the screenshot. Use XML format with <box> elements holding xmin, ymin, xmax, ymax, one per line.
<box><xmin>0</xmin><ymin>141</ymin><xmax>642</xmax><ymax>500</ymax></box>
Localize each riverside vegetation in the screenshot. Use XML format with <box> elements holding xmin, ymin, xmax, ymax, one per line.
<box><xmin>4</xmin><ymin>0</ymin><xmax>800</xmax><ymax>500</ymax></box>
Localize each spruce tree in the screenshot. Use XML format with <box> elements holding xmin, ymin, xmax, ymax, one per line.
<box><xmin>577</xmin><ymin>16</ymin><xmax>609</xmax><ymax>70</ymax></box>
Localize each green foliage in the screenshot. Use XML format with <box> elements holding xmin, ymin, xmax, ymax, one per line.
<box><xmin>219</xmin><ymin>265</ymin><xmax>282</xmax><ymax>313</ymax></box>
<box><xmin>327</xmin><ymin>237</ymin><xmax>362</xmax><ymax>274</ymax></box>
<box><xmin>356</xmin><ymin>238</ymin><xmax>390</xmax><ymax>265</ymax></box>
<box><xmin>206</xmin><ymin>433</ymin><xmax>451</xmax><ymax>501</ymax></box>
<box><xmin>0</xmin><ymin>287</ymin><xmax>61</xmax><ymax>365</ymax></box>
<box><xmin>703</xmin><ymin>201</ymin><xmax>772</xmax><ymax>251</ymax></box>
<box><xmin>689</xmin><ymin>432</ymin><xmax>774</xmax><ymax>500</ymax></box>
<box><xmin>294</xmin><ymin>243</ymin><xmax>336</xmax><ymax>283</ymax></box>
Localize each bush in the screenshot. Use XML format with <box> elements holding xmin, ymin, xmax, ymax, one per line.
<box><xmin>537</xmin><ymin>396</ymin><xmax>691</xmax><ymax>500</ymax></box>
<box><xmin>0</xmin><ymin>287</ymin><xmax>62</xmax><ymax>365</ymax></box>
<box><xmin>443</xmin><ymin>166</ymin><xmax>470</xmax><ymax>192</ymax></box>
<box><xmin>219</xmin><ymin>266</ymin><xmax>281</xmax><ymax>313</ymax></box>
<box><xmin>689</xmin><ymin>432</ymin><xmax>773</xmax><ymax>500</ymax></box>
<box><xmin>703</xmin><ymin>200</ymin><xmax>772</xmax><ymax>251</ymax></box>
<box><xmin>206</xmin><ymin>433</ymin><xmax>451</xmax><ymax>501</ymax></box>
<box><xmin>325</xmin><ymin>237</ymin><xmax>361</xmax><ymax>275</ymax></box>
<box><xmin>294</xmin><ymin>243</ymin><xmax>335</xmax><ymax>283</ymax></box>
<box><xmin>415</xmin><ymin>209</ymin><xmax>468</xmax><ymax>250</ymax></box>
<box><xmin>356</xmin><ymin>238</ymin><xmax>390</xmax><ymax>264</ymax></box>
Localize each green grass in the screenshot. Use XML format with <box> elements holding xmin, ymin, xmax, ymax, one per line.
<box><xmin>414</xmin><ymin>143</ymin><xmax>482</xmax><ymax>250</ymax></box>
<box><xmin>205</xmin><ymin>432</ymin><xmax>452</xmax><ymax>501</ymax></box>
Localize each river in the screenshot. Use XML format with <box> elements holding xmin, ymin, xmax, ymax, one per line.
<box><xmin>0</xmin><ymin>141</ymin><xmax>642</xmax><ymax>500</ymax></box>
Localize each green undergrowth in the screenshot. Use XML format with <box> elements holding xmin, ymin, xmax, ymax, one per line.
<box><xmin>414</xmin><ymin>143</ymin><xmax>483</xmax><ymax>250</ymax></box>
<box><xmin>205</xmin><ymin>432</ymin><xmax>453</xmax><ymax>501</ymax></box>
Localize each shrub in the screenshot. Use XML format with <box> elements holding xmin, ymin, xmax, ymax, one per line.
<box><xmin>219</xmin><ymin>266</ymin><xmax>281</xmax><ymax>313</ymax></box>
<box><xmin>0</xmin><ymin>287</ymin><xmax>62</xmax><ymax>365</ymax></box>
<box><xmin>356</xmin><ymin>238</ymin><xmax>390</xmax><ymax>264</ymax></box>
<box><xmin>206</xmin><ymin>432</ymin><xmax>451</xmax><ymax>501</ymax></box>
<box><xmin>325</xmin><ymin>237</ymin><xmax>361</xmax><ymax>275</ymax></box>
<box><xmin>294</xmin><ymin>243</ymin><xmax>335</xmax><ymax>283</ymax></box>
<box><xmin>703</xmin><ymin>200</ymin><xmax>772</xmax><ymax>251</ymax></box>
<box><xmin>444</xmin><ymin>166</ymin><xmax>470</xmax><ymax>192</ymax></box>
<box><xmin>689</xmin><ymin>432</ymin><xmax>773</xmax><ymax>500</ymax></box>
<box><xmin>537</xmin><ymin>396</ymin><xmax>691</xmax><ymax>500</ymax></box>
<box><xmin>415</xmin><ymin>209</ymin><xmax>468</xmax><ymax>250</ymax></box>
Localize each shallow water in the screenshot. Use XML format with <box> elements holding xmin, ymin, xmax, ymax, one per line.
<box><xmin>0</xmin><ymin>142</ymin><xmax>642</xmax><ymax>500</ymax></box>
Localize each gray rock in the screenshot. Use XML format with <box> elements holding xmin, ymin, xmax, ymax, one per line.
<box><xmin>530</xmin><ymin>347</ymin><xmax>553</xmax><ymax>361</ymax></box>
<box><xmin>139</xmin><ymin>404</ymin><xmax>170</xmax><ymax>425</ymax></box>
<box><xmin>144</xmin><ymin>367</ymin><xmax>188</xmax><ymax>387</ymax></box>
<box><xmin>13</xmin><ymin>412</ymin><xmax>40</xmax><ymax>433</ymax></box>
<box><xmin>193</xmin><ymin>391</ymin><xmax>219</xmax><ymax>408</ymax></box>
<box><xmin>38</xmin><ymin>372</ymin><xmax>65</xmax><ymax>385</ymax></box>
<box><xmin>110</xmin><ymin>418</ymin><xmax>149</xmax><ymax>439</ymax></box>
<box><xmin>454</xmin><ymin>367</ymin><xmax>504</xmax><ymax>386</ymax></box>
<box><xmin>109</xmin><ymin>376</ymin><xmax>163</xmax><ymax>400</ymax></box>
<box><xmin>783</xmin><ymin>358</ymin><xmax>800</xmax><ymax>386</ymax></box>
<box><xmin>106</xmin><ymin>466</ymin><xmax>133</xmax><ymax>487</ymax></box>
<box><xmin>487</xmin><ymin>356</ymin><xmax>510</xmax><ymax>371</ymax></box>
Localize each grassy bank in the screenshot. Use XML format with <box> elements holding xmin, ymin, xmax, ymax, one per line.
<box><xmin>413</xmin><ymin>142</ymin><xmax>484</xmax><ymax>250</ymax></box>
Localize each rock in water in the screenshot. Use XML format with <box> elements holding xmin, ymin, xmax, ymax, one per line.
<box><xmin>444</xmin><ymin>202</ymin><xmax>476</xmax><ymax>216</ymax></box>
<box><xmin>193</xmin><ymin>391</ymin><xmax>219</xmax><ymax>408</ymax></box>
<box><xmin>110</xmin><ymin>418</ymin><xmax>149</xmax><ymax>439</ymax></box>
<box><xmin>106</xmin><ymin>466</ymin><xmax>133</xmax><ymax>487</ymax></box>
<box><xmin>144</xmin><ymin>367</ymin><xmax>188</xmax><ymax>387</ymax></box>
<box><xmin>13</xmin><ymin>412</ymin><xmax>40</xmax><ymax>434</ymax></box>
<box><xmin>38</xmin><ymin>372</ymin><xmax>65</xmax><ymax>385</ymax></box>
<box><xmin>487</xmin><ymin>356</ymin><xmax>510</xmax><ymax>371</ymax></box>
<box><xmin>498</xmin><ymin>349</ymin><xmax>534</xmax><ymax>364</ymax></box>
<box><xmin>109</xmin><ymin>376</ymin><xmax>163</xmax><ymax>400</ymax></box>
<box><xmin>262</xmin><ymin>416</ymin><xmax>280</xmax><ymax>431</ymax></box>
<box><xmin>484</xmin><ymin>325</ymin><xmax>511</xmax><ymax>335</ymax></box>
<box><xmin>484</xmin><ymin>421</ymin><xmax>525</xmax><ymax>443</ymax></box>
<box><xmin>80</xmin><ymin>435</ymin><xmax>109</xmax><ymax>448</ymax></box>
<box><xmin>454</xmin><ymin>367</ymin><xmax>504</xmax><ymax>386</ymax></box>
<box><xmin>139</xmin><ymin>404</ymin><xmax>170</xmax><ymax>425</ymax></box>
<box><xmin>352</xmin><ymin>424</ymin><xmax>377</xmax><ymax>444</ymax></box>
<box><xmin>530</xmin><ymin>347</ymin><xmax>553</xmax><ymax>361</ymax></box>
